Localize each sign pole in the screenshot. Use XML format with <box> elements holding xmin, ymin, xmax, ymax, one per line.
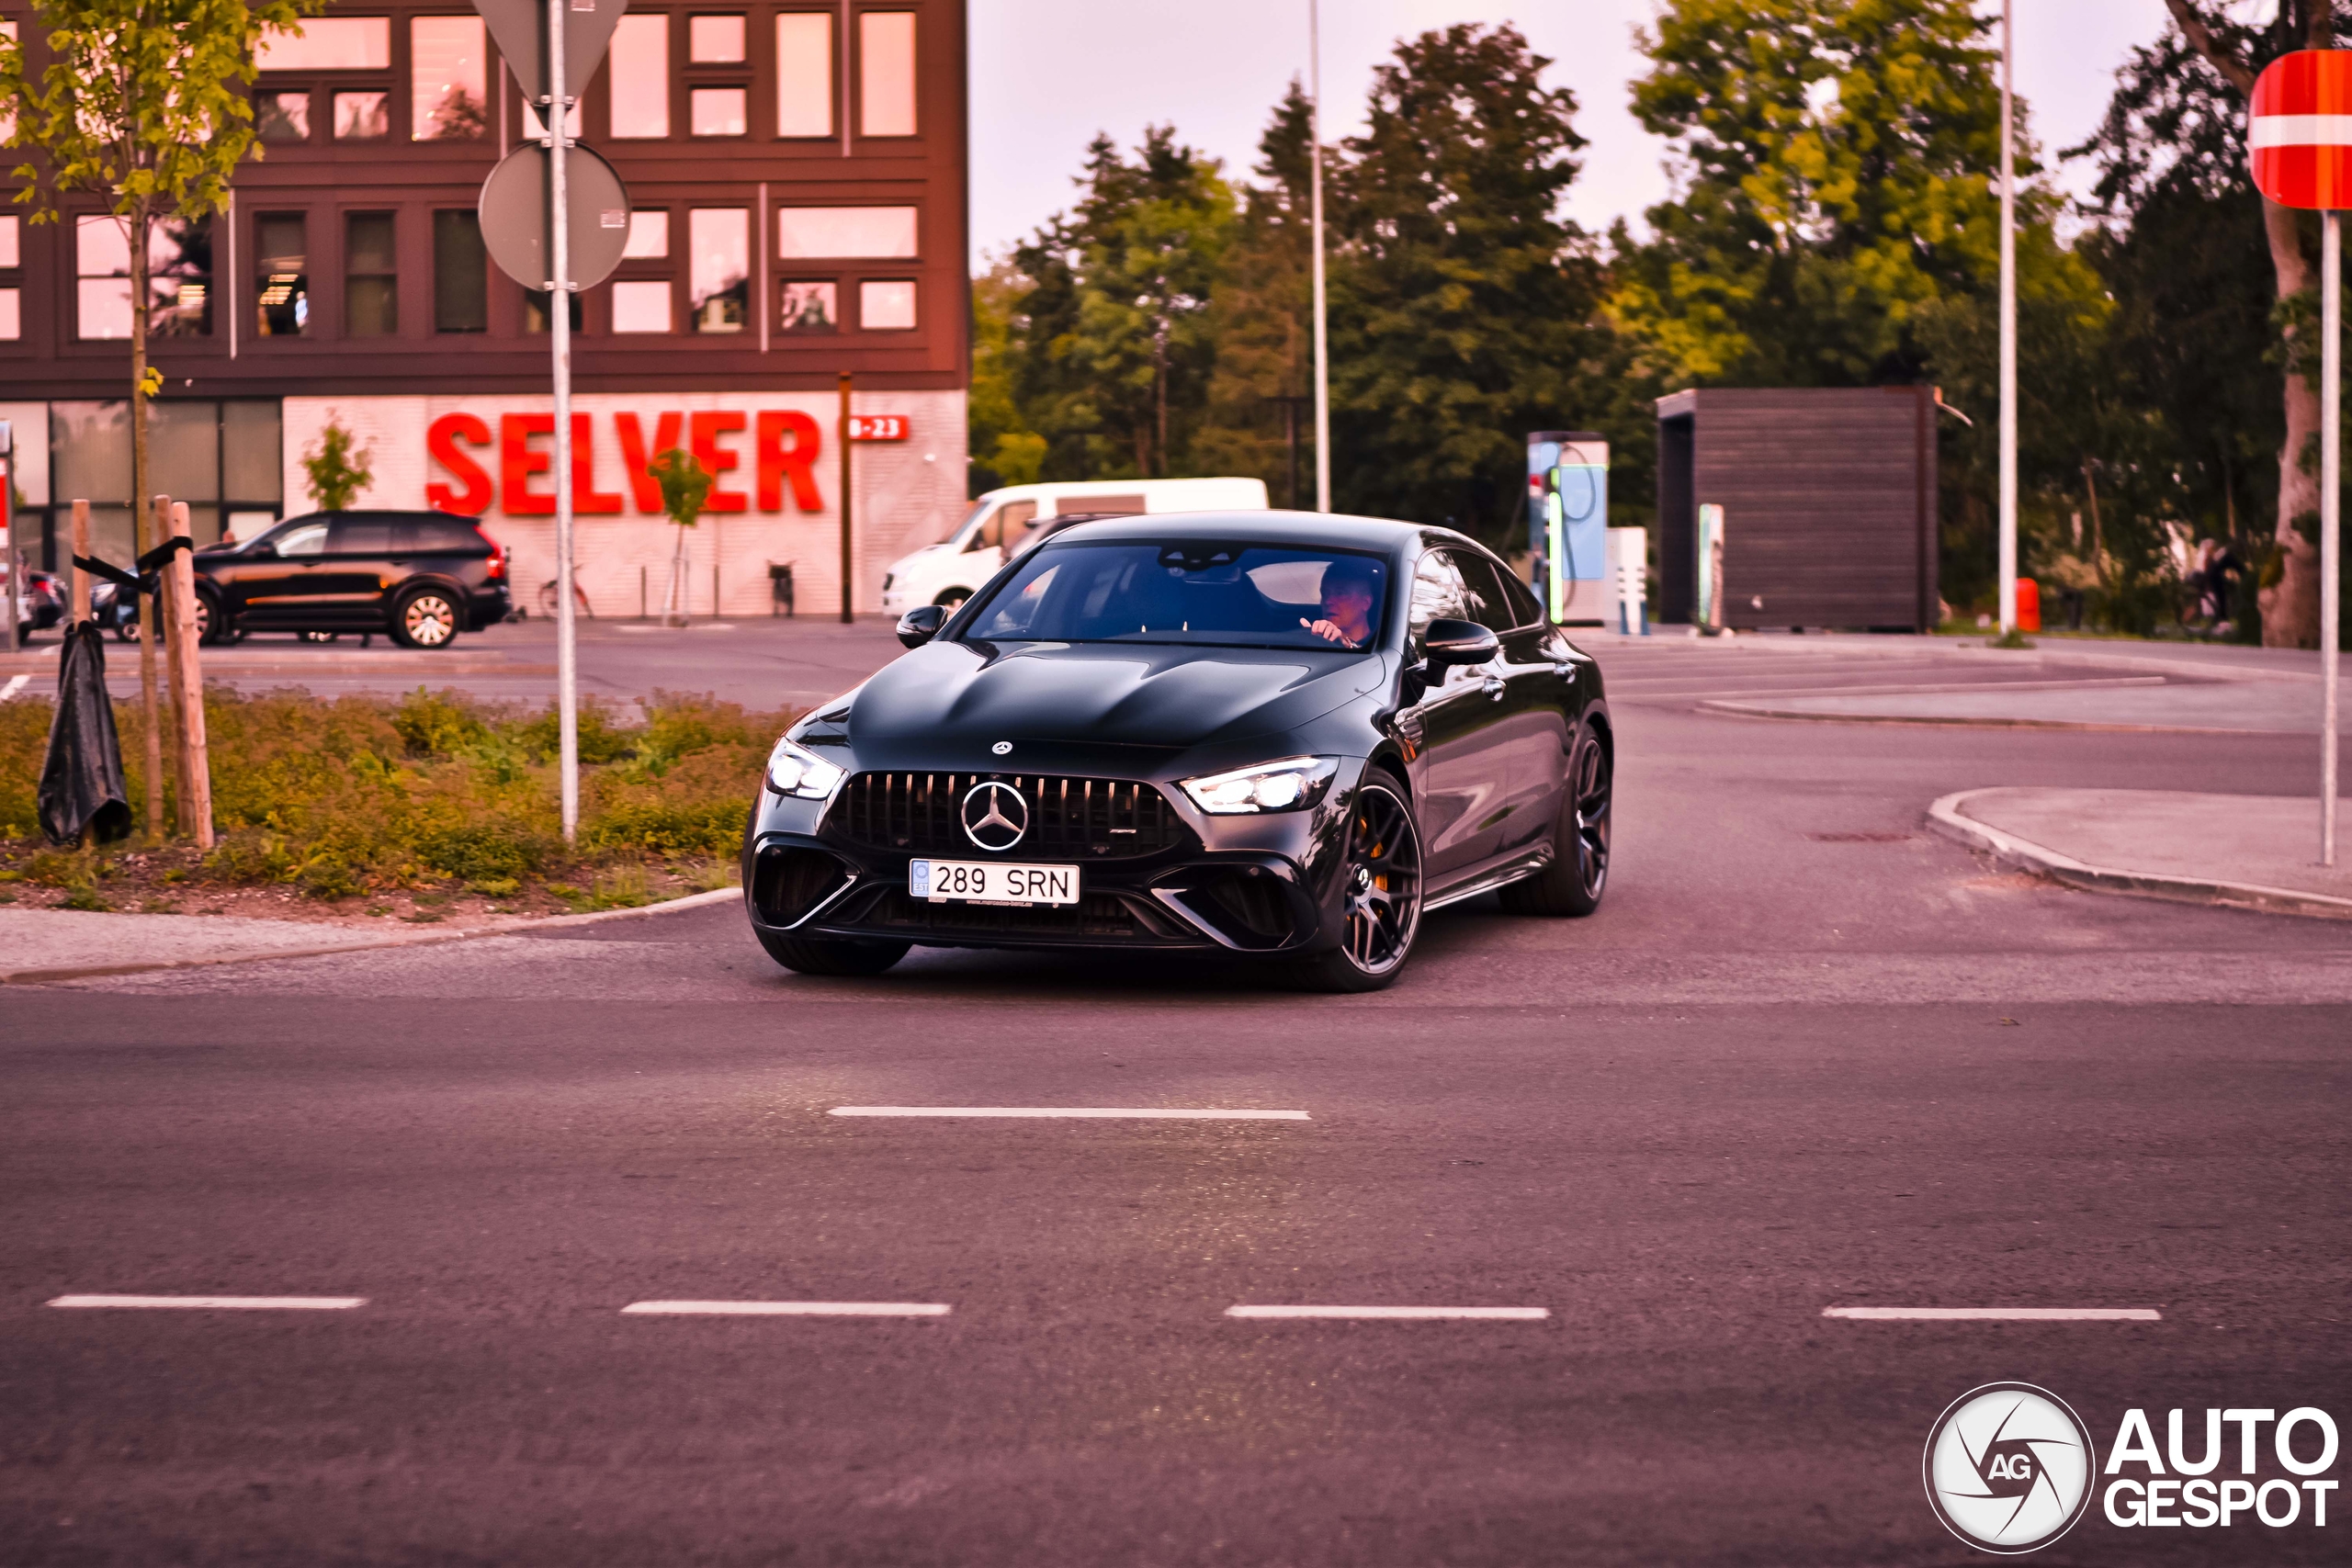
<box><xmin>839</xmin><ymin>371</ymin><xmax>854</xmax><ymax>624</ymax></box>
<box><xmin>1996</xmin><ymin>0</ymin><xmax>2017</xmax><ymax>638</ymax></box>
<box><xmin>548</xmin><ymin>0</ymin><xmax>578</xmax><ymax>843</ymax></box>
<box><xmin>2324</xmin><ymin>209</ymin><xmax>2341</xmax><ymax>867</ymax></box>
<box><xmin>1307</xmin><ymin>0</ymin><xmax>1330</xmax><ymax>513</ymax></box>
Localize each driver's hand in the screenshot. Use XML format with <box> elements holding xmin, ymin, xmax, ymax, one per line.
<box><xmin>1301</xmin><ymin>616</ymin><xmax>1354</xmax><ymax>647</ymax></box>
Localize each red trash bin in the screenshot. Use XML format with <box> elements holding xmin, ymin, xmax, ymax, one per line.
<box><xmin>2016</xmin><ymin>578</ymin><xmax>2041</xmax><ymax>633</ymax></box>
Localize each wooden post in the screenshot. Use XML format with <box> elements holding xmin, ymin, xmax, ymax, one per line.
<box><xmin>70</xmin><ymin>500</ymin><xmax>92</xmax><ymax>623</ymax></box>
<box><xmin>166</xmin><ymin>501</ymin><xmax>212</xmax><ymax>849</ymax></box>
<box><xmin>838</xmin><ymin>371</ymin><xmax>854</xmax><ymax>624</ymax></box>
<box><xmin>138</xmin><ymin>493</ymin><xmax>164</xmax><ymax>843</ymax></box>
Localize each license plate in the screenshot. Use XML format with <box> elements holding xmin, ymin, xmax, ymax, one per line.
<box><xmin>910</xmin><ymin>859</ymin><xmax>1080</xmax><ymax>907</ymax></box>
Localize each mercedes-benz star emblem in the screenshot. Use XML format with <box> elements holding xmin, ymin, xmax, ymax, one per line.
<box><xmin>991</xmin><ymin>740</ymin><xmax>1013</xmax><ymax>755</ymax></box>
<box><xmin>961</xmin><ymin>781</ymin><xmax>1030</xmax><ymax>852</ymax></box>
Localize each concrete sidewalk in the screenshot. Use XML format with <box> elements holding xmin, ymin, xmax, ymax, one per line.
<box><xmin>0</xmin><ymin>888</ymin><xmax>741</xmax><ymax>985</ymax></box>
<box><xmin>1929</xmin><ymin>787</ymin><xmax>2352</xmax><ymax>919</ymax></box>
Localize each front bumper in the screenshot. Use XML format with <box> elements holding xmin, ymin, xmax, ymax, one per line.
<box><xmin>742</xmin><ymin>768</ymin><xmax>1363</xmax><ymax>956</ymax></box>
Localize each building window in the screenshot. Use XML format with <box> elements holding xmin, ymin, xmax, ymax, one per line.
<box><xmin>411</xmin><ymin>17</ymin><xmax>488</xmax><ymax>141</ymax></box>
<box><xmin>688</xmin><ymin>209</ymin><xmax>748</xmax><ymax>333</ymax></box>
<box><xmin>775</xmin><ymin>205</ymin><xmax>917</xmax><ymax>258</ymax></box>
<box><xmin>75</xmin><ymin>217</ymin><xmax>133</xmax><ymax>340</ymax></box>
<box><xmin>691</xmin><ymin>87</ymin><xmax>746</xmax><ymax>136</ymax></box>
<box><xmin>689</xmin><ymin>15</ymin><xmax>745</xmax><ymax>62</ymax></box>
<box><xmin>858</xmin><ymin>11</ymin><xmax>915</xmax><ymax>137</ymax></box>
<box><xmin>608</xmin><ymin>14</ymin><xmax>669</xmax><ymax>138</ymax></box>
<box><xmin>0</xmin><ymin>213</ymin><xmax>16</xmax><ymax>341</ymax></box>
<box><xmin>334</xmin><ymin>91</ymin><xmax>390</xmax><ymax>140</ymax></box>
<box><xmin>254</xmin><ymin>214</ymin><xmax>309</xmax><ymax>337</ymax></box>
<box><xmin>775</xmin><ymin>12</ymin><xmax>833</xmax><ymax>137</ymax></box>
<box><xmin>151</xmin><ymin>218</ymin><xmax>213</xmax><ymax>337</ymax></box>
<box><xmin>859</xmin><ymin>278</ymin><xmax>915</xmax><ymax>331</ymax></box>
<box><xmin>779</xmin><ymin>280</ymin><xmax>837</xmax><ymax>333</ymax></box>
<box><xmin>345</xmin><ymin>212</ymin><xmax>396</xmax><ymax>336</ymax></box>
<box><xmin>612</xmin><ymin>280</ymin><xmax>671</xmax><ymax>333</ymax></box>
<box><xmin>257</xmin><ymin>17</ymin><xmax>390</xmax><ymax>71</ymax></box>
<box><xmin>434</xmin><ymin>211</ymin><xmax>488</xmax><ymax>333</ymax></box>
<box><xmin>258</xmin><ymin>91</ymin><xmax>311</xmax><ymax>143</ymax></box>
<box><xmin>624</xmin><ymin>211</ymin><xmax>669</xmax><ymax>258</ymax></box>
<box><xmin>525</xmin><ymin>290</ymin><xmax>582</xmax><ymax>333</ymax></box>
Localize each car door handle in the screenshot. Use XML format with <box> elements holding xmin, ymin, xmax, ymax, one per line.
<box><xmin>1482</xmin><ymin>675</ymin><xmax>1506</xmax><ymax>701</ymax></box>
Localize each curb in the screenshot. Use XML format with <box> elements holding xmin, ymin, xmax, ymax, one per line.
<box><xmin>0</xmin><ymin>885</ymin><xmax>743</xmax><ymax>986</ymax></box>
<box><xmin>1697</xmin><ymin>699</ymin><xmax>2290</xmax><ymax>735</ymax></box>
<box><xmin>1924</xmin><ymin>790</ymin><xmax>2352</xmax><ymax>921</ymax></box>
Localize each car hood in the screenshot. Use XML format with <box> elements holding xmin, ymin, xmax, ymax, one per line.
<box><xmin>842</xmin><ymin>639</ymin><xmax>1385</xmax><ymax>759</ymax></box>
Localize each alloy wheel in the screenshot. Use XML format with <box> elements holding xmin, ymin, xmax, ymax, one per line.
<box><xmin>1571</xmin><ymin>732</ymin><xmax>1611</xmax><ymax>900</ymax></box>
<box><xmin>1339</xmin><ymin>781</ymin><xmax>1421</xmax><ymax>976</ymax></box>
<box><xmin>403</xmin><ymin>593</ymin><xmax>458</xmax><ymax>647</ymax></box>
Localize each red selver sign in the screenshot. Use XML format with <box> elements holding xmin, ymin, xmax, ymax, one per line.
<box><xmin>847</xmin><ymin>413</ymin><xmax>910</xmax><ymax>442</ymax></box>
<box><xmin>2250</xmin><ymin>50</ymin><xmax>2352</xmax><ymax>210</ymax></box>
<box><xmin>424</xmin><ymin>410</ymin><xmax>825</xmax><ymax>517</ymax></box>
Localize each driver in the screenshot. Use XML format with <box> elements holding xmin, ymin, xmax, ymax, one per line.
<box><xmin>1301</xmin><ymin>557</ymin><xmax>1380</xmax><ymax>649</ymax></box>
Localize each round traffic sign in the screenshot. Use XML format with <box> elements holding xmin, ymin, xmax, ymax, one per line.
<box><xmin>478</xmin><ymin>142</ymin><xmax>631</xmax><ymax>292</ymax></box>
<box><xmin>2250</xmin><ymin>50</ymin><xmax>2352</xmax><ymax>210</ymax></box>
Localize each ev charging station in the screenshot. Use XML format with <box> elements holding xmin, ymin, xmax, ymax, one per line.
<box><xmin>1526</xmin><ymin>432</ymin><xmax>1608</xmax><ymax>626</ymax></box>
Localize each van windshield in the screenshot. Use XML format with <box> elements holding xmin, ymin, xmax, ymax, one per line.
<box><xmin>958</xmin><ymin>542</ymin><xmax>1389</xmax><ymax>651</ymax></box>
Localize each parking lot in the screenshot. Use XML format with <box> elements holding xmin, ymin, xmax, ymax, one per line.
<box><xmin>3</xmin><ymin>627</ymin><xmax>2345</xmax><ymax>1564</ymax></box>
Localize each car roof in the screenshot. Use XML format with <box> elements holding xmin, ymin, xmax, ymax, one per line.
<box><xmin>1027</xmin><ymin>509</ymin><xmax>1475</xmax><ymax>556</ymax></box>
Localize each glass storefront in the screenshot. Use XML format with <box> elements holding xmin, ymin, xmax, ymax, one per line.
<box><xmin>40</xmin><ymin>400</ymin><xmax>281</xmax><ymax>567</ymax></box>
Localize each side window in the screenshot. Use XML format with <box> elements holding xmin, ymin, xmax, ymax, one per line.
<box><xmin>1448</xmin><ymin>551</ymin><xmax>1519</xmax><ymax>633</ymax></box>
<box><xmin>967</xmin><ymin>501</ymin><xmax>1034</xmax><ymax>553</ymax></box>
<box><xmin>1498</xmin><ymin>564</ymin><xmax>1546</xmax><ymax>628</ymax></box>
<box><xmin>276</xmin><ymin>522</ymin><xmax>330</xmax><ymax>557</ymax></box>
<box><xmin>1407</xmin><ymin>549</ymin><xmax>1469</xmax><ymax>646</ymax></box>
<box><xmin>331</xmin><ymin>519</ymin><xmax>391</xmax><ymax>554</ymax></box>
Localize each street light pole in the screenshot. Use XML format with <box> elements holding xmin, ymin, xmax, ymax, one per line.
<box><xmin>1308</xmin><ymin>0</ymin><xmax>1330</xmax><ymax>514</ymax></box>
<box><xmin>548</xmin><ymin>0</ymin><xmax>578</xmax><ymax>842</ymax></box>
<box><xmin>2323</xmin><ymin>209</ymin><xmax>2340</xmax><ymax>867</ymax></box>
<box><xmin>1996</xmin><ymin>0</ymin><xmax>2018</xmax><ymax>638</ymax></box>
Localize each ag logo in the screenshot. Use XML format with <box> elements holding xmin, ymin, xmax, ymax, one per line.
<box><xmin>1924</xmin><ymin>1383</ymin><xmax>2094</xmax><ymax>1553</ymax></box>
<box><xmin>961</xmin><ymin>781</ymin><xmax>1028</xmax><ymax>852</ymax></box>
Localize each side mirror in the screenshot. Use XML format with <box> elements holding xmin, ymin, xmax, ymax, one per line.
<box><xmin>896</xmin><ymin>604</ymin><xmax>946</xmax><ymax>649</ymax></box>
<box><xmin>1420</xmin><ymin>617</ymin><xmax>1499</xmax><ymax>668</ymax></box>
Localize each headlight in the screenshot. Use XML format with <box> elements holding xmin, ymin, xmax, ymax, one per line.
<box><xmin>1179</xmin><ymin>756</ymin><xmax>1338</xmax><ymax>815</ymax></box>
<box><xmin>765</xmin><ymin>736</ymin><xmax>847</xmax><ymax>800</ymax></box>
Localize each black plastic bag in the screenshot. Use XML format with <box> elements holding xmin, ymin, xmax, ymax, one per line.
<box><xmin>38</xmin><ymin>621</ymin><xmax>131</xmax><ymax>845</ymax></box>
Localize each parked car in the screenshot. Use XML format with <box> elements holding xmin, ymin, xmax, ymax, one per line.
<box><xmin>189</xmin><ymin>511</ymin><xmax>510</xmax><ymax>647</ymax></box>
<box><xmin>746</xmin><ymin>512</ymin><xmax>1613</xmax><ymax>992</ymax></box>
<box><xmin>879</xmin><ymin>477</ymin><xmax>1270</xmax><ymax>615</ymax></box>
<box><xmin>5</xmin><ymin>561</ymin><xmax>66</xmax><ymax>641</ymax></box>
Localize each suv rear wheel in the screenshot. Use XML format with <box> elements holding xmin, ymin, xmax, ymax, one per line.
<box><xmin>391</xmin><ymin>585</ymin><xmax>461</xmax><ymax>649</ymax></box>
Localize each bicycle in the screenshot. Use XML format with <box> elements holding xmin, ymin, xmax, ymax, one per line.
<box><xmin>537</xmin><ymin>579</ymin><xmax>594</xmax><ymax>619</ymax></box>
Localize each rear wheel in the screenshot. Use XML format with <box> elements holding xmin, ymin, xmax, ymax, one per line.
<box><xmin>1288</xmin><ymin>769</ymin><xmax>1422</xmax><ymax>993</ymax></box>
<box><xmin>391</xmin><ymin>586</ymin><xmax>461</xmax><ymax>649</ymax></box>
<box><xmin>1499</xmin><ymin>725</ymin><xmax>1611</xmax><ymax>917</ymax></box>
<box><xmin>753</xmin><ymin>927</ymin><xmax>911</xmax><ymax>977</ymax></box>
<box><xmin>933</xmin><ymin>588</ymin><xmax>972</xmax><ymax>612</ymax></box>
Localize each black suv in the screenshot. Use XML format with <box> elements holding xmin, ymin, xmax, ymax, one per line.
<box><xmin>192</xmin><ymin>511</ymin><xmax>511</xmax><ymax>648</ymax></box>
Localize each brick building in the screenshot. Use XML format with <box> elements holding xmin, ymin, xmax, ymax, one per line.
<box><xmin>0</xmin><ymin>0</ymin><xmax>970</xmax><ymax>616</ymax></box>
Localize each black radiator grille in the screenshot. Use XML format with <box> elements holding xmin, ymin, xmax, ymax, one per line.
<box><xmin>833</xmin><ymin>773</ymin><xmax>1190</xmax><ymax>859</ymax></box>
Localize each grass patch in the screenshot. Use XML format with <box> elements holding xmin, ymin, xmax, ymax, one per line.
<box><xmin>0</xmin><ymin>686</ymin><xmax>784</xmax><ymax>912</ymax></box>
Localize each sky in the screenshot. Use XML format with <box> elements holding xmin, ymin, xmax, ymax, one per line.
<box><xmin>967</xmin><ymin>0</ymin><xmax>2178</xmax><ymax>266</ymax></box>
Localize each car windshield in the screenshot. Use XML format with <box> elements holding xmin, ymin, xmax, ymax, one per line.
<box><xmin>958</xmin><ymin>542</ymin><xmax>1390</xmax><ymax>651</ymax></box>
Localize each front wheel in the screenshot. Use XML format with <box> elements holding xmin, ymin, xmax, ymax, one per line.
<box><xmin>753</xmin><ymin>927</ymin><xmax>910</xmax><ymax>976</ymax></box>
<box><xmin>932</xmin><ymin>589</ymin><xmax>972</xmax><ymax>612</ymax></box>
<box><xmin>1288</xmin><ymin>769</ymin><xmax>1423</xmax><ymax>993</ymax></box>
<box><xmin>391</xmin><ymin>586</ymin><xmax>461</xmax><ymax>649</ymax></box>
<box><xmin>1500</xmin><ymin>725</ymin><xmax>1611</xmax><ymax>917</ymax></box>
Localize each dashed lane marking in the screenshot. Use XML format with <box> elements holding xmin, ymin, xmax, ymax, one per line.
<box><xmin>620</xmin><ymin>1301</ymin><xmax>952</xmax><ymax>1316</ymax></box>
<box><xmin>48</xmin><ymin>1294</ymin><xmax>368</xmax><ymax>1311</ymax></box>
<box><xmin>829</xmin><ymin>1106</ymin><xmax>1311</xmax><ymax>1121</ymax></box>
<box><xmin>1225</xmin><ymin>1304</ymin><xmax>1549</xmax><ymax>1321</ymax></box>
<box><xmin>1822</xmin><ymin>1306</ymin><xmax>2161</xmax><ymax>1321</ymax></box>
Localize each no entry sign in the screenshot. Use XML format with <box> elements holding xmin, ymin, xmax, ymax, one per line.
<box><xmin>2251</xmin><ymin>50</ymin><xmax>2352</xmax><ymax>209</ymax></box>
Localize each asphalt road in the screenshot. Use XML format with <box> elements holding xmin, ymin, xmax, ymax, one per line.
<box><xmin>3</xmin><ymin>636</ymin><xmax>2347</xmax><ymax>1564</ymax></box>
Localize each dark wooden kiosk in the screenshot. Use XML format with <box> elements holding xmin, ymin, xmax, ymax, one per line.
<box><xmin>1655</xmin><ymin>387</ymin><xmax>1939</xmax><ymax>632</ymax></box>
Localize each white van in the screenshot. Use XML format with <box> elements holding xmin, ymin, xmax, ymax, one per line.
<box><xmin>879</xmin><ymin>477</ymin><xmax>1270</xmax><ymax>613</ymax></box>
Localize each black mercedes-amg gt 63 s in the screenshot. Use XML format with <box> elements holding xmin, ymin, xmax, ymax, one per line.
<box><xmin>741</xmin><ymin>513</ymin><xmax>1612</xmax><ymax>991</ymax></box>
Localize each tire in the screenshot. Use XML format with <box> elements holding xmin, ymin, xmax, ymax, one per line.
<box><xmin>194</xmin><ymin>591</ymin><xmax>225</xmax><ymax>646</ymax></box>
<box><xmin>1499</xmin><ymin>724</ymin><xmax>1611</xmax><ymax>918</ymax></box>
<box><xmin>1287</xmin><ymin>768</ymin><xmax>1423</xmax><ymax>994</ymax></box>
<box><xmin>753</xmin><ymin>926</ymin><xmax>911</xmax><ymax>977</ymax></box>
<box><xmin>933</xmin><ymin>588</ymin><xmax>972</xmax><ymax>611</ymax></box>
<box><xmin>391</xmin><ymin>585</ymin><xmax>462</xmax><ymax>649</ymax></box>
